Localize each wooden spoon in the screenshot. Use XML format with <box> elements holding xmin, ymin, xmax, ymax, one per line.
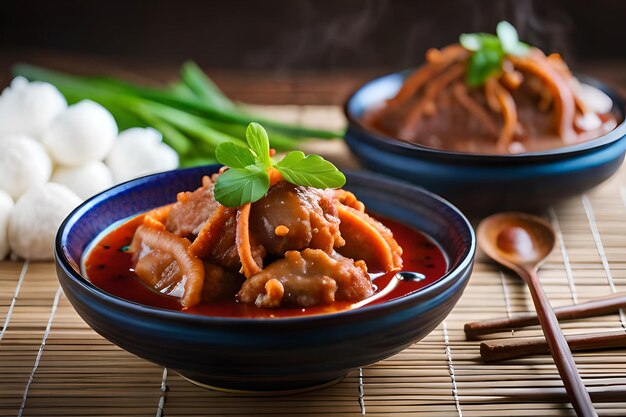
<box><xmin>477</xmin><ymin>212</ymin><xmax>597</xmax><ymax>417</ymax></box>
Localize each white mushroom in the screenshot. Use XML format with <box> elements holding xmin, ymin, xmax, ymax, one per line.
<box><xmin>0</xmin><ymin>77</ymin><xmax>67</xmax><ymax>140</ymax></box>
<box><xmin>8</xmin><ymin>183</ymin><xmax>82</xmax><ymax>261</ymax></box>
<box><xmin>51</xmin><ymin>161</ymin><xmax>114</xmax><ymax>200</ymax></box>
<box><xmin>0</xmin><ymin>135</ymin><xmax>52</xmax><ymax>199</ymax></box>
<box><xmin>43</xmin><ymin>100</ymin><xmax>118</xmax><ymax>166</ymax></box>
<box><xmin>106</xmin><ymin>127</ymin><xmax>179</xmax><ymax>183</ymax></box>
<box><xmin>0</xmin><ymin>191</ymin><xmax>13</xmax><ymax>260</ymax></box>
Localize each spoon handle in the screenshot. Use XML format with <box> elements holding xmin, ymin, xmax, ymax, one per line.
<box><xmin>521</xmin><ymin>268</ymin><xmax>597</xmax><ymax>417</ymax></box>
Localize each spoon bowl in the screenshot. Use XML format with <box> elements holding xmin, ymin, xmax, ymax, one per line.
<box><xmin>477</xmin><ymin>212</ymin><xmax>555</xmax><ymax>271</ymax></box>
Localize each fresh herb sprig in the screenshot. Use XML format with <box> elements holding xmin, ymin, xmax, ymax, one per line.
<box><xmin>214</xmin><ymin>123</ymin><xmax>346</xmax><ymax>207</ymax></box>
<box><xmin>459</xmin><ymin>21</ymin><xmax>530</xmax><ymax>86</ymax></box>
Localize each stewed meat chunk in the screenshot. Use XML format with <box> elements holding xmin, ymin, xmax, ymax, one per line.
<box><xmin>166</xmin><ymin>176</ymin><xmax>220</xmax><ymax>237</ymax></box>
<box><xmin>238</xmin><ymin>249</ymin><xmax>372</xmax><ymax>308</ymax></box>
<box><xmin>249</xmin><ymin>182</ymin><xmax>343</xmax><ymax>256</ymax></box>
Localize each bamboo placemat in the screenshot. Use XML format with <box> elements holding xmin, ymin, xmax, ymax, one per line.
<box><xmin>1</xmin><ymin>105</ymin><xmax>626</xmax><ymax>417</ymax></box>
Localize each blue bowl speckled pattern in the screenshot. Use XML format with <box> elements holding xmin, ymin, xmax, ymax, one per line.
<box><xmin>55</xmin><ymin>166</ymin><xmax>475</xmax><ymax>392</ymax></box>
<box><xmin>344</xmin><ymin>71</ymin><xmax>626</xmax><ymax>214</ymax></box>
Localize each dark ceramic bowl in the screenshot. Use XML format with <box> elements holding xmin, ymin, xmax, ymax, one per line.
<box><xmin>345</xmin><ymin>71</ymin><xmax>626</xmax><ymax>214</ymax></box>
<box><xmin>55</xmin><ymin>166</ymin><xmax>475</xmax><ymax>393</ymax></box>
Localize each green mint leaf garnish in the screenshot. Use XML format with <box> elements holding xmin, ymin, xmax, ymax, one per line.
<box><xmin>497</xmin><ymin>21</ymin><xmax>530</xmax><ymax>56</ymax></box>
<box><xmin>215</xmin><ymin>142</ymin><xmax>257</xmax><ymax>169</ymax></box>
<box><xmin>246</xmin><ymin>122</ymin><xmax>271</xmax><ymax>167</ymax></box>
<box><xmin>213</xmin><ymin>123</ymin><xmax>345</xmax><ymax>207</ymax></box>
<box><xmin>496</xmin><ymin>21</ymin><xmax>519</xmax><ymax>54</ymax></box>
<box><xmin>460</xmin><ymin>21</ymin><xmax>530</xmax><ymax>86</ymax></box>
<box><xmin>459</xmin><ymin>33</ymin><xmax>481</xmax><ymax>51</ymax></box>
<box><xmin>276</xmin><ymin>151</ymin><xmax>346</xmax><ymax>189</ymax></box>
<box><xmin>213</xmin><ymin>162</ymin><xmax>270</xmax><ymax>208</ymax></box>
<box><xmin>508</xmin><ymin>41</ymin><xmax>530</xmax><ymax>57</ymax></box>
<box><xmin>466</xmin><ymin>37</ymin><xmax>503</xmax><ymax>86</ymax></box>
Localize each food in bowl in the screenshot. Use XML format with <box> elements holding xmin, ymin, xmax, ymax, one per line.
<box><xmin>365</xmin><ymin>22</ymin><xmax>618</xmax><ymax>155</ymax></box>
<box><xmin>56</xmin><ymin>162</ymin><xmax>474</xmax><ymax>391</ymax></box>
<box><xmin>82</xmin><ymin>123</ymin><xmax>448</xmax><ymax>318</ymax></box>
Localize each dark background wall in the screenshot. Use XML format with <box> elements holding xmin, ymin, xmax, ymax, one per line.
<box><xmin>1</xmin><ymin>0</ymin><xmax>624</xmax><ymax>72</ymax></box>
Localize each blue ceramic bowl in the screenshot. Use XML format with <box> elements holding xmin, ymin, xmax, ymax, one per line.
<box><xmin>55</xmin><ymin>166</ymin><xmax>475</xmax><ymax>393</ymax></box>
<box><xmin>345</xmin><ymin>71</ymin><xmax>626</xmax><ymax>214</ymax></box>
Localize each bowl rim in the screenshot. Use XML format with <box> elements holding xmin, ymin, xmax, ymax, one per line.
<box><xmin>344</xmin><ymin>69</ymin><xmax>626</xmax><ymax>161</ymax></box>
<box><xmin>55</xmin><ymin>167</ymin><xmax>476</xmax><ymax>326</ymax></box>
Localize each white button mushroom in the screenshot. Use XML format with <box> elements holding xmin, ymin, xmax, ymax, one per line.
<box><xmin>51</xmin><ymin>161</ymin><xmax>115</xmax><ymax>199</ymax></box>
<box><xmin>0</xmin><ymin>191</ymin><xmax>13</xmax><ymax>260</ymax></box>
<box><xmin>106</xmin><ymin>127</ymin><xmax>179</xmax><ymax>183</ymax></box>
<box><xmin>0</xmin><ymin>77</ymin><xmax>67</xmax><ymax>140</ymax></box>
<box><xmin>43</xmin><ymin>100</ymin><xmax>118</xmax><ymax>166</ymax></box>
<box><xmin>8</xmin><ymin>183</ymin><xmax>82</xmax><ymax>260</ymax></box>
<box><xmin>0</xmin><ymin>135</ymin><xmax>52</xmax><ymax>199</ymax></box>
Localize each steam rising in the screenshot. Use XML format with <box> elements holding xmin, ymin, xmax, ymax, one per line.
<box><xmin>245</xmin><ymin>0</ymin><xmax>575</xmax><ymax>71</ymax></box>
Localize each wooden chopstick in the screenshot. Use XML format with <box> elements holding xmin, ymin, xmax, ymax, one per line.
<box><xmin>460</xmin><ymin>385</ymin><xmax>626</xmax><ymax>403</ymax></box>
<box><xmin>480</xmin><ymin>330</ymin><xmax>626</xmax><ymax>362</ymax></box>
<box><xmin>464</xmin><ymin>292</ymin><xmax>626</xmax><ymax>340</ymax></box>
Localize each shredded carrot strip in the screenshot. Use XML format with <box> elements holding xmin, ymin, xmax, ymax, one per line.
<box><xmin>501</xmin><ymin>71</ymin><xmax>523</xmax><ymax>90</ymax></box>
<box><xmin>267</xmin><ymin>166</ymin><xmax>282</xmax><ymax>187</ymax></box>
<box><xmin>426</xmin><ymin>44</ymin><xmax>467</xmax><ymax>64</ymax></box>
<box><xmin>484</xmin><ymin>79</ymin><xmax>500</xmax><ymax>113</ymax></box>
<box><xmin>486</xmin><ymin>78</ymin><xmax>518</xmax><ymax>151</ymax></box>
<box><xmin>501</xmin><ymin>60</ymin><xmax>523</xmax><ymax>90</ymax></box>
<box><xmin>399</xmin><ymin>63</ymin><xmax>465</xmax><ymax>137</ymax></box>
<box><xmin>452</xmin><ymin>82</ymin><xmax>499</xmax><ymax>136</ymax></box>
<box><xmin>142</xmin><ymin>202</ymin><xmax>176</xmax><ymax>231</ymax></box>
<box><xmin>509</xmin><ymin>52</ymin><xmax>577</xmax><ymax>143</ymax></box>
<box><xmin>537</xmin><ymin>87</ymin><xmax>553</xmax><ymax>112</ymax></box>
<box><xmin>236</xmin><ymin>203</ymin><xmax>262</xmax><ymax>278</ymax></box>
<box><xmin>386</xmin><ymin>66</ymin><xmax>441</xmax><ymax>109</ymax></box>
<box><xmin>386</xmin><ymin>45</ymin><xmax>467</xmax><ymax>109</ymax></box>
<box><xmin>423</xmin><ymin>62</ymin><xmax>466</xmax><ymax>105</ymax></box>
<box><xmin>144</xmin><ymin>203</ymin><xmax>174</xmax><ymax>223</ymax></box>
<box><xmin>546</xmin><ymin>53</ymin><xmax>588</xmax><ymax>114</ymax></box>
<box><xmin>336</xmin><ymin>204</ymin><xmax>402</xmax><ymax>271</ymax></box>
<box><xmin>333</xmin><ymin>189</ymin><xmax>365</xmax><ymax>212</ymax></box>
<box><xmin>143</xmin><ymin>214</ymin><xmax>167</xmax><ymax>231</ymax></box>
<box><xmin>189</xmin><ymin>206</ymin><xmax>231</xmax><ymax>258</ymax></box>
<box><xmin>342</xmin><ymin>205</ymin><xmax>404</xmax><ymax>268</ymax></box>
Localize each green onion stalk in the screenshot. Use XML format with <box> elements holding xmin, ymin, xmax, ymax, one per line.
<box><xmin>12</xmin><ymin>62</ymin><xmax>343</xmax><ymax>167</ymax></box>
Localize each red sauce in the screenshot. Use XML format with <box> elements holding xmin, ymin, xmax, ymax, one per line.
<box><xmin>84</xmin><ymin>215</ymin><xmax>447</xmax><ymax>318</ymax></box>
